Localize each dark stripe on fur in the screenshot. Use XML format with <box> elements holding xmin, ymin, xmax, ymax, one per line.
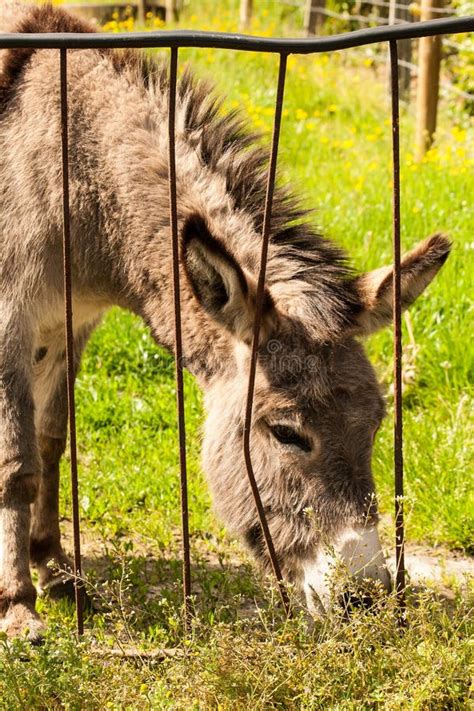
<box><xmin>244</xmin><ymin>524</ymin><xmax>265</xmax><ymax>556</ymax></box>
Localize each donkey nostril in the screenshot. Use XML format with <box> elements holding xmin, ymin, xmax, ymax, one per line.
<box><xmin>339</xmin><ymin>588</ymin><xmax>374</xmax><ymax>615</ymax></box>
<box><xmin>338</xmin><ymin>577</ymin><xmax>390</xmax><ymax>617</ymax></box>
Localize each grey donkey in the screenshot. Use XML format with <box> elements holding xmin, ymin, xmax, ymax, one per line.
<box><xmin>0</xmin><ymin>5</ymin><xmax>451</xmax><ymax>641</ymax></box>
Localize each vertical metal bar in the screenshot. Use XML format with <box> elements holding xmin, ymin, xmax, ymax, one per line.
<box><xmin>60</xmin><ymin>48</ymin><xmax>84</xmax><ymax>636</ymax></box>
<box><xmin>168</xmin><ymin>46</ymin><xmax>192</xmax><ymax>629</ymax></box>
<box><xmin>243</xmin><ymin>53</ymin><xmax>291</xmax><ymax>616</ymax></box>
<box><xmin>389</xmin><ymin>40</ymin><xmax>406</xmax><ymax>601</ymax></box>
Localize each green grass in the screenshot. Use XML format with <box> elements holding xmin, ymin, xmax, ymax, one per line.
<box><xmin>1</xmin><ymin>589</ymin><xmax>473</xmax><ymax>709</ymax></box>
<box><xmin>1</xmin><ymin>1</ymin><xmax>473</xmax><ymax>707</ymax></box>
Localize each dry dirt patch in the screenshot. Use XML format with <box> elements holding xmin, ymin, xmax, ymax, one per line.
<box><xmin>61</xmin><ymin>518</ymin><xmax>473</xmax><ymax>599</ymax></box>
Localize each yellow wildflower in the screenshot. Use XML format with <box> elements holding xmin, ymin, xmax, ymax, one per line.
<box><xmin>296</xmin><ymin>108</ymin><xmax>308</xmax><ymax>121</ymax></box>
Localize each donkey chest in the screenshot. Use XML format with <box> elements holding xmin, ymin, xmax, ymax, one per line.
<box><xmin>35</xmin><ymin>294</ymin><xmax>107</xmax><ymax>342</ymax></box>
<box><xmin>33</xmin><ymin>295</ymin><xmax>108</xmax><ymax>374</ymax></box>
<box><xmin>32</xmin><ymin>295</ymin><xmax>108</xmax><ymax>418</ymax></box>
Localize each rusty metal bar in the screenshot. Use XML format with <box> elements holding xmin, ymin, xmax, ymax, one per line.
<box><xmin>60</xmin><ymin>48</ymin><xmax>84</xmax><ymax>636</ymax></box>
<box><xmin>389</xmin><ymin>40</ymin><xmax>406</xmax><ymax>601</ymax></box>
<box><xmin>168</xmin><ymin>46</ymin><xmax>192</xmax><ymax>629</ymax></box>
<box><xmin>243</xmin><ymin>53</ymin><xmax>291</xmax><ymax>616</ymax></box>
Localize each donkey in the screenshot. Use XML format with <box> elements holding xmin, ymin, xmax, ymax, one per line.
<box><xmin>0</xmin><ymin>5</ymin><xmax>450</xmax><ymax>641</ymax></box>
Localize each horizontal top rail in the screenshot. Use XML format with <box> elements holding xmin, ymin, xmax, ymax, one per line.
<box><xmin>0</xmin><ymin>16</ymin><xmax>473</xmax><ymax>53</ymax></box>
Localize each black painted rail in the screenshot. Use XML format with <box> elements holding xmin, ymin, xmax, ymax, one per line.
<box><xmin>2</xmin><ymin>14</ymin><xmax>472</xmax><ymax>635</ymax></box>
<box><xmin>1</xmin><ymin>16</ymin><xmax>473</xmax><ymax>50</ymax></box>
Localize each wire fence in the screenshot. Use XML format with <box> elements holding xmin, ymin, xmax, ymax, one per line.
<box><xmin>282</xmin><ymin>0</ymin><xmax>474</xmax><ymax>105</ymax></box>
<box><xmin>290</xmin><ymin>0</ymin><xmax>464</xmax><ymax>28</ymax></box>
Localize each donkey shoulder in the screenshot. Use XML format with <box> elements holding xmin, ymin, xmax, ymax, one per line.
<box><xmin>0</xmin><ymin>6</ymin><xmax>94</xmax><ymax>112</ymax></box>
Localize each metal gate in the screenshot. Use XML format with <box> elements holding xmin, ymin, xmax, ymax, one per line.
<box><xmin>2</xmin><ymin>14</ymin><xmax>473</xmax><ymax>634</ymax></box>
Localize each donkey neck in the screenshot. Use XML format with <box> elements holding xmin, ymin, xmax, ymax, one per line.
<box><xmin>54</xmin><ymin>52</ymin><xmax>236</xmax><ymax>386</ymax></box>
<box><xmin>105</xmin><ymin>136</ymin><xmax>236</xmax><ymax>387</ymax></box>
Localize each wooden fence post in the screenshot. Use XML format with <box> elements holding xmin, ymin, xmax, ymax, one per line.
<box><xmin>137</xmin><ymin>0</ymin><xmax>146</xmax><ymax>25</ymax></box>
<box><xmin>166</xmin><ymin>0</ymin><xmax>179</xmax><ymax>23</ymax></box>
<box><xmin>304</xmin><ymin>0</ymin><xmax>326</xmax><ymax>35</ymax></box>
<box><xmin>415</xmin><ymin>0</ymin><xmax>444</xmax><ymax>158</ymax></box>
<box><xmin>240</xmin><ymin>0</ymin><xmax>253</xmax><ymax>30</ymax></box>
<box><xmin>388</xmin><ymin>0</ymin><xmax>412</xmax><ymax>101</ymax></box>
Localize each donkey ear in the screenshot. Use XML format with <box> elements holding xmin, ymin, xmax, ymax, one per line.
<box><xmin>182</xmin><ymin>214</ymin><xmax>276</xmax><ymax>344</ymax></box>
<box><xmin>352</xmin><ymin>234</ymin><xmax>451</xmax><ymax>335</ymax></box>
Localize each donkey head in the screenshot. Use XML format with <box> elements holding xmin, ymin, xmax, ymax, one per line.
<box><xmin>182</xmin><ymin>216</ymin><xmax>450</xmax><ymax>613</ymax></box>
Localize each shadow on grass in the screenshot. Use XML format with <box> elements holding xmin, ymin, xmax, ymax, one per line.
<box><xmin>46</xmin><ymin>544</ymin><xmax>280</xmax><ymax>645</ymax></box>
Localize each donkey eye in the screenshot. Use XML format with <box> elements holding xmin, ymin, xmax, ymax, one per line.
<box><xmin>270</xmin><ymin>425</ymin><xmax>311</xmax><ymax>452</ymax></box>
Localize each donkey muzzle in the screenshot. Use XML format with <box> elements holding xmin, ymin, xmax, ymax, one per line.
<box><xmin>302</xmin><ymin>525</ymin><xmax>392</xmax><ymax>616</ymax></box>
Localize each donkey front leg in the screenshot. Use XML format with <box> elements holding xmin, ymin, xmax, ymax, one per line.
<box><xmin>0</xmin><ymin>317</ymin><xmax>44</xmax><ymax>642</ymax></box>
<box><xmin>0</xmin><ymin>505</ymin><xmax>44</xmax><ymax>642</ymax></box>
<box><xmin>30</xmin><ymin>433</ymin><xmax>75</xmax><ymax>599</ymax></box>
<box><xmin>30</xmin><ymin>358</ymin><xmax>72</xmax><ymax>595</ymax></box>
<box><xmin>30</xmin><ymin>324</ymin><xmax>96</xmax><ymax>601</ymax></box>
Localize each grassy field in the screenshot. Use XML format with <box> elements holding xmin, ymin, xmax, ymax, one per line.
<box><xmin>1</xmin><ymin>1</ymin><xmax>473</xmax><ymax>708</ymax></box>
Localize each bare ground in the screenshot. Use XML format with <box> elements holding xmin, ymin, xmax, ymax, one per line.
<box><xmin>59</xmin><ymin>518</ymin><xmax>473</xmax><ymax>600</ymax></box>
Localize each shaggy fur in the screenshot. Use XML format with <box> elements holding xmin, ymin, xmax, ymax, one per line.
<box><xmin>0</xmin><ymin>4</ymin><xmax>450</xmax><ymax>639</ymax></box>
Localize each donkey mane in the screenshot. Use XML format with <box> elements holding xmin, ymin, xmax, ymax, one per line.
<box><xmin>2</xmin><ymin>4</ymin><xmax>361</xmax><ymax>340</ymax></box>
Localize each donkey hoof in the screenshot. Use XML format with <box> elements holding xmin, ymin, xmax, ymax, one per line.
<box><xmin>41</xmin><ymin>576</ymin><xmax>76</xmax><ymax>602</ymax></box>
<box><xmin>0</xmin><ymin>603</ymin><xmax>46</xmax><ymax>645</ymax></box>
<box><xmin>41</xmin><ymin>578</ymin><xmax>94</xmax><ymax>612</ymax></box>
